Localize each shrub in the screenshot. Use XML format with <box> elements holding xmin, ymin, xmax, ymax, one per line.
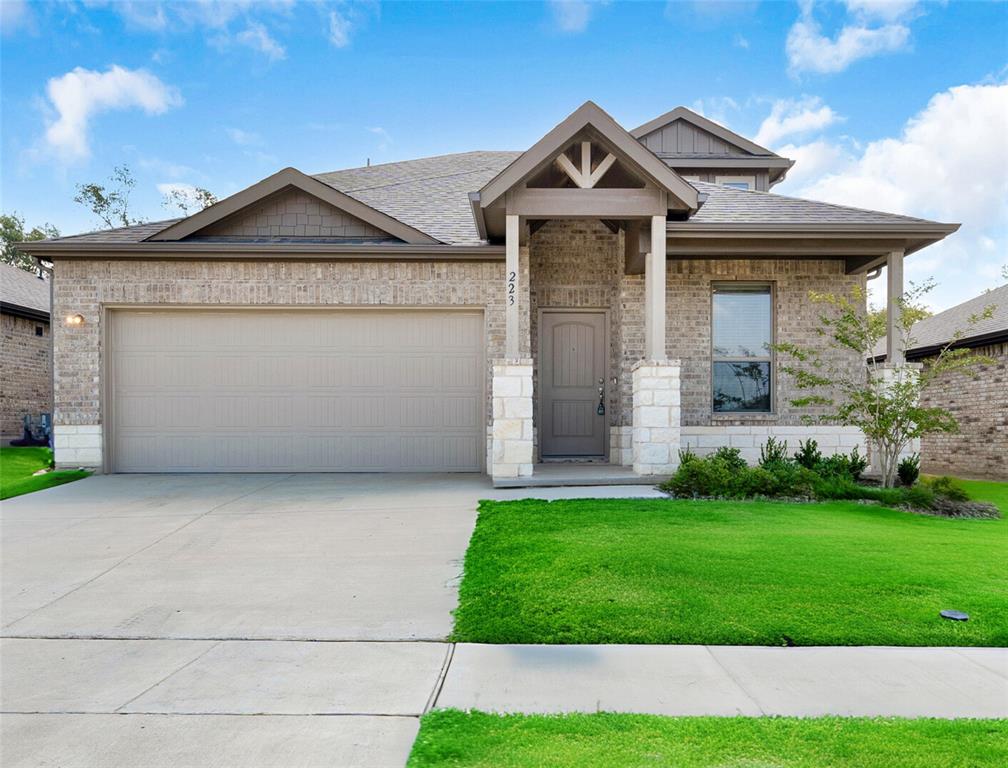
<box><xmin>711</xmin><ymin>446</ymin><xmax>747</xmax><ymax>473</ymax></box>
<box><xmin>678</xmin><ymin>446</ymin><xmax>699</xmax><ymax>466</ymax></box>
<box><xmin>664</xmin><ymin>456</ymin><xmax>733</xmax><ymax>498</ymax></box>
<box><xmin>793</xmin><ymin>439</ymin><xmax>822</xmax><ymax>469</ymax></box>
<box><xmin>759</xmin><ymin>437</ymin><xmax>789</xmax><ymax>468</ymax></box>
<box><xmin>897</xmin><ymin>454</ymin><xmax>920</xmax><ymax>486</ymax></box>
<box><xmin>924</xmin><ymin>475</ymin><xmax>970</xmax><ymax>502</ymax></box>
<box><xmin>847</xmin><ymin>446</ymin><xmax>868</xmax><ymax>480</ymax></box>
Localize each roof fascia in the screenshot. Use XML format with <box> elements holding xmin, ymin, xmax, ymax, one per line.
<box><xmin>479</xmin><ymin>101</ymin><xmax>699</xmax><ymax>211</ymax></box>
<box><xmin>0</xmin><ymin>301</ymin><xmax>49</xmax><ymax>323</ymax></box>
<box><xmin>630</xmin><ymin>106</ymin><xmax>779</xmax><ymax>157</ymax></box>
<box><xmin>146</xmin><ymin>167</ymin><xmax>439</xmax><ymax>245</ymax></box>
<box><xmin>17</xmin><ymin>241</ymin><xmax>503</xmax><ymax>259</ymax></box>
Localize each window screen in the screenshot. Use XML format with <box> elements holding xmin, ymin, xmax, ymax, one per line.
<box><xmin>712</xmin><ymin>285</ymin><xmax>772</xmax><ymax>412</ymax></box>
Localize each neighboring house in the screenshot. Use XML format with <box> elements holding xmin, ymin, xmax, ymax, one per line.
<box><xmin>1</xmin><ymin>262</ymin><xmax>52</xmax><ymax>443</ymax></box>
<box><xmin>874</xmin><ymin>284</ymin><xmax>1007</xmax><ymax>480</ymax></box>
<box><xmin>21</xmin><ymin>102</ymin><xmax>959</xmax><ymax>481</ymax></box>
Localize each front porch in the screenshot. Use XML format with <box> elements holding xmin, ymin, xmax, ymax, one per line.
<box><xmin>491</xmin><ymin>461</ymin><xmax>671</xmax><ymax>489</ymax></box>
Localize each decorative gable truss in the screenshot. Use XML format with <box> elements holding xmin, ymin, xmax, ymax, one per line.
<box><xmin>554</xmin><ymin>141</ymin><xmax>617</xmax><ymax>189</ymax></box>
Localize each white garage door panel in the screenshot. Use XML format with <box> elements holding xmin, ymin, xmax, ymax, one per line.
<box><xmin>110</xmin><ymin>309</ymin><xmax>485</xmax><ymax>472</ymax></box>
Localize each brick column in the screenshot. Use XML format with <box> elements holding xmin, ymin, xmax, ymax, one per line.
<box><xmin>491</xmin><ymin>358</ymin><xmax>534</xmax><ymax>479</ymax></box>
<box><xmin>632</xmin><ymin>359</ymin><xmax>681</xmax><ymax>476</ymax></box>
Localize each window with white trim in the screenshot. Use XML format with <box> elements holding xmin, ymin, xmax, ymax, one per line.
<box><xmin>712</xmin><ymin>284</ymin><xmax>773</xmax><ymax>413</ymax></box>
<box><xmin>715</xmin><ymin>174</ymin><xmax>755</xmax><ymax>191</ymax></box>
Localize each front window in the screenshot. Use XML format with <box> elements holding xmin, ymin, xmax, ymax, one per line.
<box><xmin>715</xmin><ymin>175</ymin><xmax>755</xmax><ymax>191</ymax></box>
<box><xmin>712</xmin><ymin>284</ymin><xmax>773</xmax><ymax>413</ymax></box>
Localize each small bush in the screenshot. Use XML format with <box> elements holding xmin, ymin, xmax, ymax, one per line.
<box><xmin>847</xmin><ymin>446</ymin><xmax>868</xmax><ymax>480</ymax></box>
<box><xmin>678</xmin><ymin>447</ymin><xmax>699</xmax><ymax>466</ymax></box>
<box><xmin>759</xmin><ymin>437</ymin><xmax>789</xmax><ymax>468</ymax></box>
<box><xmin>793</xmin><ymin>439</ymin><xmax>822</xmax><ymax>469</ymax></box>
<box><xmin>897</xmin><ymin>454</ymin><xmax>921</xmax><ymax>486</ymax></box>
<box><xmin>711</xmin><ymin>446</ymin><xmax>747</xmax><ymax>473</ymax></box>
<box><xmin>664</xmin><ymin>456</ymin><xmax>733</xmax><ymax>498</ymax></box>
<box><xmin>924</xmin><ymin>475</ymin><xmax>970</xmax><ymax>502</ymax></box>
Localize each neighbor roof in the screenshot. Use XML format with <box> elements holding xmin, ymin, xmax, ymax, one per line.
<box><xmin>874</xmin><ymin>283</ymin><xmax>1008</xmax><ymax>360</ymax></box>
<box><xmin>0</xmin><ymin>262</ymin><xmax>50</xmax><ymax>318</ymax></box>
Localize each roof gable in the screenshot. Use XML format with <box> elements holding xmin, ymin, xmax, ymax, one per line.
<box><xmin>478</xmin><ymin>101</ymin><xmax>699</xmax><ymax>211</ymax></box>
<box><xmin>631</xmin><ymin>106</ymin><xmax>778</xmax><ymax>157</ymax></box>
<box><xmin>148</xmin><ymin>167</ymin><xmax>438</xmax><ymax>244</ymax></box>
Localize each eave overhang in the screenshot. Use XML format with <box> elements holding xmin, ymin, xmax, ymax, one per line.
<box><xmin>0</xmin><ymin>301</ymin><xmax>49</xmax><ymax>323</ymax></box>
<box><xmin>15</xmin><ymin>241</ymin><xmax>504</xmax><ymax>260</ymax></box>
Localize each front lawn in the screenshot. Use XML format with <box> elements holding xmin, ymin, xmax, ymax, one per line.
<box><xmin>408</xmin><ymin>711</ymin><xmax>1008</xmax><ymax>768</ymax></box>
<box><xmin>453</xmin><ymin>495</ymin><xmax>1007</xmax><ymax>646</ymax></box>
<box><xmin>0</xmin><ymin>447</ymin><xmax>90</xmax><ymax>500</ymax></box>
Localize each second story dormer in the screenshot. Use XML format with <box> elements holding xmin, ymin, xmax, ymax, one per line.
<box><xmin>632</xmin><ymin>106</ymin><xmax>793</xmax><ymax>191</ymax></box>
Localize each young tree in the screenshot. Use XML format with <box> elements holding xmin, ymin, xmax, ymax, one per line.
<box><xmin>161</xmin><ymin>186</ymin><xmax>218</xmax><ymax>216</ymax></box>
<box><xmin>1</xmin><ymin>213</ymin><xmax>59</xmax><ymax>275</ymax></box>
<box><xmin>74</xmin><ymin>165</ymin><xmax>145</xmax><ymax>229</ymax></box>
<box><xmin>775</xmin><ymin>280</ymin><xmax>995</xmax><ymax>487</ymax></box>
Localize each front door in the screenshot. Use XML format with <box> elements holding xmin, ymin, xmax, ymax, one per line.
<box><xmin>540</xmin><ymin>311</ymin><xmax>607</xmax><ymax>458</ymax></box>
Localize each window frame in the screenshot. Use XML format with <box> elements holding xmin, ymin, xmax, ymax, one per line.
<box><xmin>714</xmin><ymin>174</ymin><xmax>756</xmax><ymax>191</ymax></box>
<box><xmin>710</xmin><ymin>281</ymin><xmax>776</xmax><ymax>415</ymax></box>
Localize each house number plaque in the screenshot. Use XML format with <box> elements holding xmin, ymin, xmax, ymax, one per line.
<box><xmin>508</xmin><ymin>271</ymin><xmax>516</xmax><ymax>305</ymax></box>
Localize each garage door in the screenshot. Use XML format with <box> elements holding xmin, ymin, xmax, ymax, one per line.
<box><xmin>109</xmin><ymin>309</ymin><xmax>485</xmax><ymax>472</ymax></box>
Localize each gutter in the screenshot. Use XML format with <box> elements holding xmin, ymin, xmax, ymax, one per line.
<box><xmin>0</xmin><ymin>301</ymin><xmax>50</xmax><ymax>324</ymax></box>
<box><xmin>16</xmin><ymin>241</ymin><xmax>506</xmax><ymax>259</ymax></box>
<box><xmin>665</xmin><ymin>222</ymin><xmax>961</xmax><ymax>235</ymax></box>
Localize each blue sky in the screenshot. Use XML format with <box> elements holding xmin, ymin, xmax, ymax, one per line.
<box><xmin>2</xmin><ymin>0</ymin><xmax>1006</xmax><ymax>309</ymax></box>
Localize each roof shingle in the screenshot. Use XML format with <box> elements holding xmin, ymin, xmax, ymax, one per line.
<box><xmin>1</xmin><ymin>262</ymin><xmax>50</xmax><ymax>315</ymax></box>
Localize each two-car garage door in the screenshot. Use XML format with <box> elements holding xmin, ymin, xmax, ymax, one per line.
<box><xmin>109</xmin><ymin>309</ymin><xmax>485</xmax><ymax>473</ymax></box>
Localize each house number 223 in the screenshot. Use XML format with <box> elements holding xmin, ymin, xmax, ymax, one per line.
<box><xmin>507</xmin><ymin>271</ymin><xmax>516</xmax><ymax>305</ymax></box>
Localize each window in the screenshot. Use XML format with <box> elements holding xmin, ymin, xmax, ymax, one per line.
<box><xmin>712</xmin><ymin>284</ymin><xmax>773</xmax><ymax>413</ymax></box>
<box><xmin>35</xmin><ymin>325</ymin><xmax>44</xmax><ymax>337</ymax></box>
<box><xmin>715</xmin><ymin>175</ymin><xmax>755</xmax><ymax>191</ymax></box>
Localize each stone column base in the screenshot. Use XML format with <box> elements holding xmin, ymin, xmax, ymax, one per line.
<box><xmin>491</xmin><ymin>358</ymin><xmax>534</xmax><ymax>479</ymax></box>
<box><xmin>53</xmin><ymin>424</ymin><xmax>103</xmax><ymax>469</ymax></box>
<box><xmin>632</xmin><ymin>359</ymin><xmax>681</xmax><ymax>475</ymax></box>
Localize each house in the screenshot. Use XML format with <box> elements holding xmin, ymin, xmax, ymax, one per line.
<box><xmin>20</xmin><ymin>102</ymin><xmax>960</xmax><ymax>481</ymax></box>
<box><xmin>1</xmin><ymin>262</ymin><xmax>52</xmax><ymax>443</ymax></box>
<box><xmin>874</xmin><ymin>284</ymin><xmax>1007</xmax><ymax>479</ymax></box>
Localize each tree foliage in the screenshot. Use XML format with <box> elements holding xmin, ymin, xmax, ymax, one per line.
<box><xmin>774</xmin><ymin>280</ymin><xmax>995</xmax><ymax>487</ymax></box>
<box><xmin>1</xmin><ymin>213</ymin><xmax>59</xmax><ymax>275</ymax></box>
<box><xmin>74</xmin><ymin>165</ymin><xmax>145</xmax><ymax>229</ymax></box>
<box><xmin>161</xmin><ymin>186</ymin><xmax>218</xmax><ymax>216</ymax></box>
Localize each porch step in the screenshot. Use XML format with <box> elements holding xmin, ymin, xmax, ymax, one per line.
<box><xmin>493</xmin><ymin>464</ymin><xmax>670</xmax><ymax>489</ymax></box>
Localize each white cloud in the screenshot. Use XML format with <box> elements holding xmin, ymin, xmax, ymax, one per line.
<box><xmin>774</xmin><ymin>139</ymin><xmax>854</xmax><ymax>190</ymax></box>
<box><xmin>43</xmin><ymin>65</ymin><xmax>182</xmax><ymax>160</ymax></box>
<box><xmin>225</xmin><ymin>127</ymin><xmax>262</xmax><ymax>146</ymax></box>
<box><xmin>778</xmin><ymin>83</ymin><xmax>1008</xmax><ymax>310</ymax></box>
<box><xmin>690</xmin><ymin>96</ymin><xmax>741</xmax><ymax>126</ymax></box>
<box><xmin>733</xmin><ymin>33</ymin><xmax>750</xmax><ymax>49</ymax></box>
<box><xmin>117</xmin><ymin>1</ymin><xmax>168</xmax><ymax>31</ymax></box>
<box><xmin>329</xmin><ymin>9</ymin><xmax>351</xmax><ymax>47</ymax></box>
<box><xmin>548</xmin><ymin>0</ymin><xmax>609</xmax><ymax>34</ymax></box>
<box><xmin>368</xmin><ymin>126</ymin><xmax>392</xmax><ymax>152</ymax></box>
<box><xmin>786</xmin><ymin>0</ymin><xmax>918</xmax><ymax>75</ymax></box>
<box><xmin>236</xmin><ymin>21</ymin><xmax>285</xmax><ymax>61</ymax></box>
<box><xmin>1</xmin><ymin>0</ymin><xmax>32</xmax><ymax>34</ymax></box>
<box><xmin>754</xmin><ymin>96</ymin><xmax>840</xmax><ymax>147</ymax></box>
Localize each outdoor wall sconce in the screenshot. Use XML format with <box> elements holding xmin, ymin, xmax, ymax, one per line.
<box><xmin>65</xmin><ymin>313</ymin><xmax>85</xmax><ymax>327</ymax></box>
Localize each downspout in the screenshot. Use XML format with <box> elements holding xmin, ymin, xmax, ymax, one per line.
<box><xmin>37</xmin><ymin>257</ymin><xmax>54</xmax><ymax>450</ymax></box>
<box><xmin>866</xmin><ymin>266</ymin><xmax>883</xmax><ymax>281</ymax></box>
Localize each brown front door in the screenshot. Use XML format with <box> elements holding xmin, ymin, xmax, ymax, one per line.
<box><xmin>540</xmin><ymin>311</ymin><xmax>607</xmax><ymax>458</ymax></box>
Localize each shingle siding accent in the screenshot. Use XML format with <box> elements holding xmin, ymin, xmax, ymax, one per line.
<box><xmin>201</xmin><ymin>189</ymin><xmax>392</xmax><ymax>240</ymax></box>
<box><xmin>919</xmin><ymin>341</ymin><xmax>1008</xmax><ymax>479</ymax></box>
<box><xmin>1</xmin><ymin>313</ymin><xmax>51</xmax><ymax>440</ymax></box>
<box><xmin>51</xmin><ymin>258</ymin><xmax>507</xmax><ymax>463</ymax></box>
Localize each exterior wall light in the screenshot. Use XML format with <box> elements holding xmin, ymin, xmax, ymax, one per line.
<box><xmin>65</xmin><ymin>314</ymin><xmax>85</xmax><ymax>327</ymax></box>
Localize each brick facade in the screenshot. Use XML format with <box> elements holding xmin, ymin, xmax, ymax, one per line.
<box><xmin>919</xmin><ymin>341</ymin><xmax>1008</xmax><ymax>479</ymax></box>
<box><xmin>1</xmin><ymin>312</ymin><xmax>51</xmax><ymax>441</ymax></box>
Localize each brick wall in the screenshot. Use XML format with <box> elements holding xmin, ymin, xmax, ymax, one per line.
<box><xmin>1</xmin><ymin>312</ymin><xmax>51</xmax><ymax>440</ymax></box>
<box><xmin>919</xmin><ymin>341</ymin><xmax>1008</xmax><ymax>479</ymax></box>
<box><xmin>51</xmin><ymin>258</ymin><xmax>506</xmax><ymax>466</ymax></box>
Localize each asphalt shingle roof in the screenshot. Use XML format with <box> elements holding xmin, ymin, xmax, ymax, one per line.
<box><xmin>0</xmin><ymin>262</ymin><xmax>50</xmax><ymax>315</ymax></box>
<box><xmin>688</xmin><ymin>181</ymin><xmax>937</xmax><ymax>226</ymax></box>
<box><xmin>875</xmin><ymin>283</ymin><xmax>1008</xmax><ymax>358</ymax></box>
<box><xmin>313</xmin><ymin>151</ymin><xmax>521</xmax><ymax>245</ymax></box>
<box><xmin>36</xmin><ymin>154</ymin><xmax>950</xmax><ymax>246</ymax></box>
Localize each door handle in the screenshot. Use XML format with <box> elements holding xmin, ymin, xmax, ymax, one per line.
<box><xmin>597</xmin><ymin>378</ymin><xmax>605</xmax><ymax>416</ymax></box>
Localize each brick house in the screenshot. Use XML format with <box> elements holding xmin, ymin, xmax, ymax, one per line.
<box><xmin>1</xmin><ymin>263</ymin><xmax>52</xmax><ymax>443</ymax></box>
<box><xmin>20</xmin><ymin>102</ymin><xmax>959</xmax><ymax>482</ymax></box>
<box><xmin>875</xmin><ymin>284</ymin><xmax>1007</xmax><ymax>480</ymax></box>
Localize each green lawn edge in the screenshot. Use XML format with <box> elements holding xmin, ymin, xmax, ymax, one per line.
<box><xmin>452</xmin><ymin>487</ymin><xmax>1008</xmax><ymax>646</ymax></box>
<box><xmin>1</xmin><ymin>446</ymin><xmax>91</xmax><ymax>500</ymax></box>
<box><xmin>408</xmin><ymin>710</ymin><xmax>1008</xmax><ymax>768</ymax></box>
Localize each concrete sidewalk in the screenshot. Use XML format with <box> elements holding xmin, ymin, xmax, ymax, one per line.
<box><xmin>434</xmin><ymin>643</ymin><xmax>1008</xmax><ymax>719</ymax></box>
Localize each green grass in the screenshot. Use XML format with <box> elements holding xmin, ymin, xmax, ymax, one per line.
<box><xmin>0</xmin><ymin>446</ymin><xmax>90</xmax><ymax>500</ymax></box>
<box><xmin>453</xmin><ymin>495</ymin><xmax>1007</xmax><ymax>646</ymax></box>
<box><xmin>934</xmin><ymin>477</ymin><xmax>1008</xmax><ymax>514</ymax></box>
<box><xmin>408</xmin><ymin>711</ymin><xmax>1008</xmax><ymax>768</ymax></box>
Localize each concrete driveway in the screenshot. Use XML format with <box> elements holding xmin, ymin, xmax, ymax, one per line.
<box><xmin>1</xmin><ymin>473</ymin><xmax>486</xmax><ymax>767</ymax></box>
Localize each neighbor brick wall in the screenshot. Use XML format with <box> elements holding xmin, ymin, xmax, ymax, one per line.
<box><xmin>918</xmin><ymin>341</ymin><xmax>1008</xmax><ymax>479</ymax></box>
<box><xmin>1</xmin><ymin>313</ymin><xmax>51</xmax><ymax>440</ymax></box>
<box><xmin>51</xmin><ymin>258</ymin><xmax>506</xmax><ymax>464</ymax></box>
<box><xmin>203</xmin><ymin>189</ymin><xmax>391</xmax><ymax>239</ymax></box>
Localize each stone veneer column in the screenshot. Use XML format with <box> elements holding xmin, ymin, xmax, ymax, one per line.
<box><xmin>632</xmin><ymin>359</ymin><xmax>681</xmax><ymax>476</ymax></box>
<box><xmin>491</xmin><ymin>358</ymin><xmax>534</xmax><ymax>479</ymax></box>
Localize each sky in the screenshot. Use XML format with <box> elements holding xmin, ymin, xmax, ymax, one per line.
<box><xmin>1</xmin><ymin>0</ymin><xmax>1006</xmax><ymax>310</ymax></box>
